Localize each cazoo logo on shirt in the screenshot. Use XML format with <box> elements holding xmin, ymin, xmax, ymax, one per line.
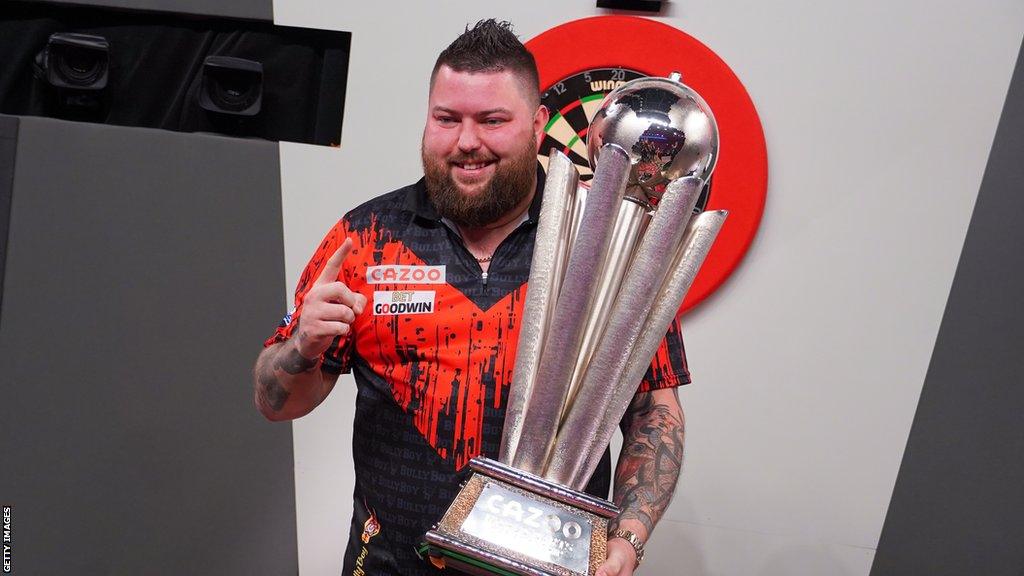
<box><xmin>366</xmin><ymin>265</ymin><xmax>446</xmax><ymax>284</ymax></box>
<box><xmin>373</xmin><ymin>291</ymin><xmax>435</xmax><ymax>316</ymax></box>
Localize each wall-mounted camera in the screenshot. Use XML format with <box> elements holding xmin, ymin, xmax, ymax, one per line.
<box><xmin>199</xmin><ymin>56</ymin><xmax>263</xmax><ymax>117</ymax></box>
<box><xmin>32</xmin><ymin>32</ymin><xmax>110</xmax><ymax>117</ymax></box>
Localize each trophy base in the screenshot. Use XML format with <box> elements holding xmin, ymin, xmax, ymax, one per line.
<box><xmin>423</xmin><ymin>457</ymin><xmax>619</xmax><ymax>576</ymax></box>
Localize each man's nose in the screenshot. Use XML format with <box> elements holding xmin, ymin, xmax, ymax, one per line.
<box><xmin>457</xmin><ymin>121</ymin><xmax>482</xmax><ymax>152</ymax></box>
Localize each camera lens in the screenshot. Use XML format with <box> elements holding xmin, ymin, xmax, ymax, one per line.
<box><xmin>55</xmin><ymin>45</ymin><xmax>106</xmax><ymax>87</ymax></box>
<box><xmin>210</xmin><ymin>69</ymin><xmax>259</xmax><ymax>112</ymax></box>
<box><xmin>199</xmin><ymin>56</ymin><xmax>262</xmax><ymax>116</ymax></box>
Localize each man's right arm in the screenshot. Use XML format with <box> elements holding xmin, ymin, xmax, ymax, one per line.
<box><xmin>253</xmin><ymin>237</ymin><xmax>366</xmax><ymax>422</ymax></box>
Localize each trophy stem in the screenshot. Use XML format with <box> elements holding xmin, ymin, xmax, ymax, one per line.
<box><xmin>572</xmin><ymin>210</ymin><xmax>728</xmax><ymax>488</ymax></box>
<box><xmin>567</xmin><ymin>185</ymin><xmax>588</xmax><ymax>262</ymax></box>
<box><xmin>561</xmin><ymin>197</ymin><xmax>651</xmax><ymax>423</ymax></box>
<box><xmin>544</xmin><ymin>177</ymin><xmax>704</xmax><ymax>488</ymax></box>
<box><xmin>500</xmin><ymin>150</ymin><xmax>579</xmax><ymax>464</ymax></box>
<box><xmin>511</xmin><ymin>144</ymin><xmax>631</xmax><ymax>475</ymax></box>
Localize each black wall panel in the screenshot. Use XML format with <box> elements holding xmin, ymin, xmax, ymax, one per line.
<box><xmin>0</xmin><ymin>117</ymin><xmax>296</xmax><ymax>575</ymax></box>
<box><xmin>871</xmin><ymin>39</ymin><xmax>1024</xmax><ymax>576</ymax></box>
<box><xmin>1</xmin><ymin>2</ymin><xmax>350</xmax><ymax>146</ymax></box>
<box><xmin>31</xmin><ymin>0</ymin><xmax>274</xmax><ymax>23</ymax></box>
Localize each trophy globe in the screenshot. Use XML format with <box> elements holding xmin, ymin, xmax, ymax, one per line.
<box><xmin>587</xmin><ymin>72</ymin><xmax>719</xmax><ymax>205</ymax></box>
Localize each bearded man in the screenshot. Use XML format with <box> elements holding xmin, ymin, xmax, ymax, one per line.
<box><xmin>254</xmin><ymin>19</ymin><xmax>689</xmax><ymax>576</ymax></box>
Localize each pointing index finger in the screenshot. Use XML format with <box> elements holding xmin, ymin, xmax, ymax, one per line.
<box><xmin>314</xmin><ymin>237</ymin><xmax>353</xmax><ymax>287</ymax></box>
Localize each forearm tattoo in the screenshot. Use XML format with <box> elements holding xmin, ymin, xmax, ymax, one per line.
<box><xmin>279</xmin><ymin>338</ymin><xmax>320</xmax><ymax>375</ymax></box>
<box><xmin>256</xmin><ymin>367</ymin><xmax>291</xmax><ymax>412</ymax></box>
<box><xmin>255</xmin><ymin>341</ymin><xmax>318</xmax><ymax>412</ymax></box>
<box><xmin>609</xmin><ymin>391</ymin><xmax>685</xmax><ymax>536</ymax></box>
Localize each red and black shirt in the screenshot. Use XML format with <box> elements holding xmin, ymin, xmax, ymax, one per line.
<box><xmin>266</xmin><ymin>170</ymin><xmax>691</xmax><ymax>575</ymax></box>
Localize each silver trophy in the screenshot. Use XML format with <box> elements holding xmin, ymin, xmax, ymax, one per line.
<box><xmin>424</xmin><ymin>73</ymin><xmax>728</xmax><ymax>576</ymax></box>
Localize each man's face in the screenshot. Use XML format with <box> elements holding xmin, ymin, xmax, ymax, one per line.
<box><xmin>422</xmin><ymin>65</ymin><xmax>548</xmax><ymax>228</ymax></box>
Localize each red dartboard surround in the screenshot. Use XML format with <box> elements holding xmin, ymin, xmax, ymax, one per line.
<box><xmin>526</xmin><ymin>16</ymin><xmax>768</xmax><ymax>313</ymax></box>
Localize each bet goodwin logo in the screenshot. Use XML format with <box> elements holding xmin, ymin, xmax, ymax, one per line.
<box><xmin>373</xmin><ymin>290</ymin><xmax>435</xmax><ymax>315</ymax></box>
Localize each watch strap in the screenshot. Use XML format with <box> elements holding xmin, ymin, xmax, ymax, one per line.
<box><xmin>610</xmin><ymin>528</ymin><xmax>645</xmax><ymax>566</ymax></box>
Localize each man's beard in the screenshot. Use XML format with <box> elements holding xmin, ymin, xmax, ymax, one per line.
<box><xmin>422</xmin><ymin>139</ymin><xmax>537</xmax><ymax>229</ymax></box>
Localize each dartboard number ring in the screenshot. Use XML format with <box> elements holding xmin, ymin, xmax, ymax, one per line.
<box><xmin>537</xmin><ymin>67</ymin><xmax>645</xmax><ymax>181</ymax></box>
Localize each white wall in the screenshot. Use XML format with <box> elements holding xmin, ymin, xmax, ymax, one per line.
<box><xmin>272</xmin><ymin>2</ymin><xmax>1024</xmax><ymax>574</ymax></box>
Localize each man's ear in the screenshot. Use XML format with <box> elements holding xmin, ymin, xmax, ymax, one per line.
<box><xmin>533</xmin><ymin>104</ymin><xmax>550</xmax><ymax>150</ymax></box>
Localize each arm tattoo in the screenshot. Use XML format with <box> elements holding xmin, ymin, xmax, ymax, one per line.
<box><xmin>255</xmin><ymin>341</ymin><xmax>319</xmax><ymax>413</ymax></box>
<box><xmin>256</xmin><ymin>368</ymin><xmax>291</xmax><ymax>412</ymax></box>
<box><xmin>609</xmin><ymin>391</ymin><xmax>685</xmax><ymax>536</ymax></box>
<box><xmin>279</xmin><ymin>337</ymin><xmax>320</xmax><ymax>375</ymax></box>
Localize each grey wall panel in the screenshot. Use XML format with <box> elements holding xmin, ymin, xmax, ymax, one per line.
<box><xmin>871</xmin><ymin>38</ymin><xmax>1024</xmax><ymax>576</ymax></box>
<box><xmin>37</xmin><ymin>0</ymin><xmax>273</xmax><ymax>21</ymax></box>
<box><xmin>0</xmin><ymin>118</ymin><xmax>295</xmax><ymax>575</ymax></box>
<box><xmin>0</xmin><ymin>116</ymin><xmax>16</xmax><ymax>316</ymax></box>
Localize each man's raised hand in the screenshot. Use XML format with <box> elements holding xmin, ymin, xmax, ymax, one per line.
<box><xmin>293</xmin><ymin>237</ymin><xmax>367</xmax><ymax>361</ymax></box>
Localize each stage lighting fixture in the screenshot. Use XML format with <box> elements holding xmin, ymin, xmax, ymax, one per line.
<box><xmin>34</xmin><ymin>33</ymin><xmax>110</xmax><ymax>91</ymax></box>
<box><xmin>199</xmin><ymin>57</ymin><xmax>263</xmax><ymax>117</ymax></box>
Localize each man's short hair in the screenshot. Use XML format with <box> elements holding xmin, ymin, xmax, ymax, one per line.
<box><xmin>431</xmin><ymin>19</ymin><xmax>541</xmax><ymax>107</ymax></box>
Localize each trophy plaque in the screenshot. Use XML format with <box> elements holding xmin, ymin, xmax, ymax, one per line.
<box><xmin>423</xmin><ymin>73</ymin><xmax>728</xmax><ymax>576</ymax></box>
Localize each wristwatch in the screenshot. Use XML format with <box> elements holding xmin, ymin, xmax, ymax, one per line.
<box><xmin>610</xmin><ymin>529</ymin><xmax>645</xmax><ymax>567</ymax></box>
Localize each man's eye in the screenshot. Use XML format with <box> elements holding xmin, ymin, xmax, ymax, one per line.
<box><xmin>437</xmin><ymin>116</ymin><xmax>457</xmax><ymax>125</ymax></box>
<box><xmin>485</xmin><ymin>118</ymin><xmax>506</xmax><ymax>126</ymax></box>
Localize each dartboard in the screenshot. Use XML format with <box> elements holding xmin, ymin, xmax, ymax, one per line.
<box><xmin>527</xmin><ymin>16</ymin><xmax>768</xmax><ymax>313</ymax></box>
<box><xmin>538</xmin><ymin>66</ymin><xmax>714</xmax><ymax>217</ymax></box>
<box><xmin>537</xmin><ymin>67</ymin><xmax>645</xmax><ymax>180</ymax></box>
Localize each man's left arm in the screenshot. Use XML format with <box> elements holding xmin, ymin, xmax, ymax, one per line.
<box><xmin>598</xmin><ymin>387</ymin><xmax>685</xmax><ymax>576</ymax></box>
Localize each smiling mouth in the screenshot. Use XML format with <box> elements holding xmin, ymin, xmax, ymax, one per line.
<box><xmin>452</xmin><ymin>159</ymin><xmax>497</xmax><ymax>171</ymax></box>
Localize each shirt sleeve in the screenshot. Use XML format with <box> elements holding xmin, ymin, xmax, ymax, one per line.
<box><xmin>263</xmin><ymin>219</ymin><xmax>355</xmax><ymax>374</ymax></box>
<box><xmin>637</xmin><ymin>315</ymin><xmax>692</xmax><ymax>392</ymax></box>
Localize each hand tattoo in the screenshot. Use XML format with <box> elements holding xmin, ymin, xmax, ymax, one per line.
<box><xmin>610</xmin><ymin>390</ymin><xmax>685</xmax><ymax>537</ymax></box>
